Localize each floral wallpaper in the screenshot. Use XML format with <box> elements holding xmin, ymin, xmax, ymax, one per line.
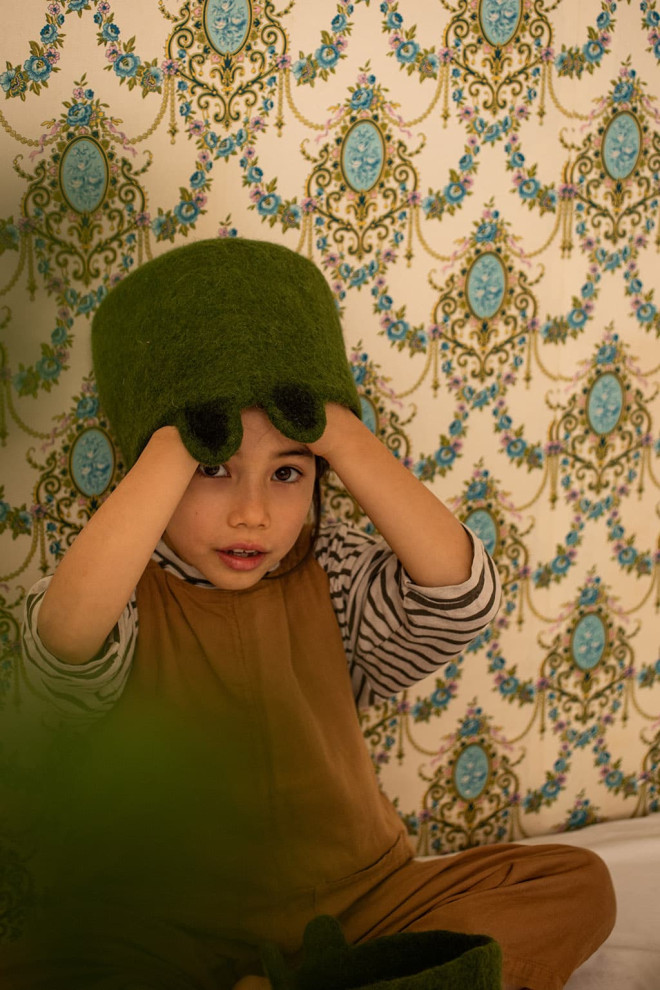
<box><xmin>1</xmin><ymin>0</ymin><xmax>659</xmax><ymax>943</ymax></box>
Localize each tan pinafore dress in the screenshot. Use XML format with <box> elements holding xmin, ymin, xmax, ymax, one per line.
<box><xmin>118</xmin><ymin>530</ymin><xmax>414</xmax><ymax>953</ymax></box>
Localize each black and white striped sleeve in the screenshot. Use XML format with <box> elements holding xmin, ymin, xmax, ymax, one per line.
<box><xmin>314</xmin><ymin>521</ymin><xmax>501</xmax><ymax>708</ymax></box>
<box><xmin>20</xmin><ymin>576</ymin><xmax>137</xmax><ymax>726</ymax></box>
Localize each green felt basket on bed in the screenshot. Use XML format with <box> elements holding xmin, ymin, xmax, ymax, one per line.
<box><xmin>260</xmin><ymin>915</ymin><xmax>502</xmax><ymax>990</ymax></box>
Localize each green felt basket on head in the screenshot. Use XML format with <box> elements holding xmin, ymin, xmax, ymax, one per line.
<box><xmin>260</xmin><ymin>915</ymin><xmax>502</xmax><ymax>990</ymax></box>
<box><xmin>91</xmin><ymin>237</ymin><xmax>361</xmax><ymax>467</ymax></box>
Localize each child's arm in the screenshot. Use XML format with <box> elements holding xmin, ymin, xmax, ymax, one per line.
<box><xmin>37</xmin><ymin>426</ymin><xmax>198</xmax><ymax>665</ymax></box>
<box><xmin>308</xmin><ymin>403</ymin><xmax>473</xmax><ymax>588</ymax></box>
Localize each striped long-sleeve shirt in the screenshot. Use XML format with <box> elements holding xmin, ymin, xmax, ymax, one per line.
<box><xmin>20</xmin><ymin>521</ymin><xmax>501</xmax><ymax>724</ymax></box>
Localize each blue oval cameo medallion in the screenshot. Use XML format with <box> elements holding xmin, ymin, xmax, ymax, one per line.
<box><xmin>60</xmin><ymin>137</ymin><xmax>108</xmax><ymax>215</ymax></box>
<box><xmin>360</xmin><ymin>396</ymin><xmax>379</xmax><ymax>435</ymax></box>
<box><xmin>571</xmin><ymin>613</ymin><xmax>606</xmax><ymax>671</ymax></box>
<box><xmin>70</xmin><ymin>428</ymin><xmax>114</xmax><ymax>497</ymax></box>
<box><xmin>204</xmin><ymin>0</ymin><xmax>252</xmax><ymax>56</ymax></box>
<box><xmin>602</xmin><ymin>112</ymin><xmax>641</xmax><ymax>180</ymax></box>
<box><xmin>465</xmin><ymin>509</ymin><xmax>498</xmax><ymax>556</ymax></box>
<box><xmin>478</xmin><ymin>0</ymin><xmax>522</xmax><ymax>46</ymax></box>
<box><xmin>454</xmin><ymin>744</ymin><xmax>490</xmax><ymax>800</ymax></box>
<box><xmin>466</xmin><ymin>252</ymin><xmax>506</xmax><ymax>320</ymax></box>
<box><xmin>587</xmin><ymin>373</ymin><xmax>623</xmax><ymax>435</ymax></box>
<box><xmin>341</xmin><ymin>120</ymin><xmax>385</xmax><ymax>193</ymax></box>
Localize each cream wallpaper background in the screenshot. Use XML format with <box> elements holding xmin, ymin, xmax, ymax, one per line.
<box><xmin>0</xmin><ymin>0</ymin><xmax>659</xmax><ymax>940</ymax></box>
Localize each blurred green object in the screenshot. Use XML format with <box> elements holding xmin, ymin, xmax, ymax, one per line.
<box><xmin>260</xmin><ymin>914</ymin><xmax>502</xmax><ymax>990</ymax></box>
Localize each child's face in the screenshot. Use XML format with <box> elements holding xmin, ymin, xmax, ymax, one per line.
<box><xmin>164</xmin><ymin>408</ymin><xmax>316</xmax><ymax>590</ymax></box>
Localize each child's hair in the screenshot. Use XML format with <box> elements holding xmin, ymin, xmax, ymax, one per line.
<box><xmin>310</xmin><ymin>456</ymin><xmax>330</xmax><ymax>549</ymax></box>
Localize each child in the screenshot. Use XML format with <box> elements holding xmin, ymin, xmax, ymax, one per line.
<box><xmin>4</xmin><ymin>240</ymin><xmax>614</xmax><ymax>990</ymax></box>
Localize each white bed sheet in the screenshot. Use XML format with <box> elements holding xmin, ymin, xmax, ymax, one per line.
<box><xmin>519</xmin><ymin>814</ymin><xmax>660</xmax><ymax>990</ymax></box>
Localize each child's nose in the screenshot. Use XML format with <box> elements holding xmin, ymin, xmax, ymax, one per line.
<box><xmin>227</xmin><ymin>486</ymin><xmax>270</xmax><ymax>529</ymax></box>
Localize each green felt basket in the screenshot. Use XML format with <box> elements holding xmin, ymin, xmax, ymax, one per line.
<box><xmin>260</xmin><ymin>915</ymin><xmax>502</xmax><ymax>990</ymax></box>
<box><xmin>91</xmin><ymin>237</ymin><xmax>361</xmax><ymax>467</ymax></box>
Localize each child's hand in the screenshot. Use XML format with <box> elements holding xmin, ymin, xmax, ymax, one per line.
<box><xmin>306</xmin><ymin>402</ymin><xmax>361</xmax><ymax>461</ymax></box>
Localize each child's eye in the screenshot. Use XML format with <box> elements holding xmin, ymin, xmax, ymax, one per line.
<box><xmin>273</xmin><ymin>466</ymin><xmax>302</xmax><ymax>483</ymax></box>
<box><xmin>197</xmin><ymin>464</ymin><xmax>229</xmax><ymax>478</ymax></box>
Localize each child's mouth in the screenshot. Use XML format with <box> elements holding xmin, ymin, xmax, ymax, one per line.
<box><xmin>217</xmin><ymin>546</ymin><xmax>267</xmax><ymax>571</ymax></box>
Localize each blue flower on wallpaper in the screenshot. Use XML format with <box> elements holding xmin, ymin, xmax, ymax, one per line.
<box><xmin>484</xmin><ymin>122</ymin><xmax>504</xmax><ymax>144</ymax></box>
<box><xmin>636</xmin><ymin>302</ymin><xmax>656</xmax><ymax>323</ymax></box>
<box><xmin>567</xmin><ymin>307</ymin><xmax>588</xmax><ymax>329</ymax></box>
<box><xmin>475</xmin><ymin>222</ymin><xmax>497</xmax><ymax>243</ymax></box>
<box><xmin>542</xmin><ymin>779</ymin><xmax>561</xmax><ymax>799</ymax></box>
<box><xmin>435</xmin><ymin>445</ymin><xmax>457</xmax><ymax>468</ymax></box>
<box><xmin>499</xmin><ymin>675</ymin><xmax>519</xmax><ymax>695</ymax></box>
<box><xmin>506</xmin><ymin>438</ymin><xmax>527</xmax><ymax>459</ymax></box>
<box><xmin>102</xmin><ymin>22</ymin><xmax>120</xmax><ymax>42</ymax></box>
<box><xmin>331</xmin><ymin>13</ymin><xmax>348</xmax><ymax>32</ymax></box>
<box><xmin>386</xmin><ymin>11</ymin><xmax>403</xmax><ymax>30</ymax></box>
<box><xmin>612</xmin><ymin>80</ymin><xmax>634</xmax><ymax>103</ymax></box>
<box><xmin>604</xmin><ymin>769</ymin><xmax>624</xmax><ymax>790</ymax></box>
<box><xmin>386</xmin><ymin>319</ymin><xmax>409</xmax><ymax>341</ymax></box>
<box><xmin>617</xmin><ymin>547</ymin><xmax>637</xmax><ymax>566</ymax></box>
<box><xmin>217</xmin><ymin>137</ymin><xmax>235</xmax><ymax>158</ymax></box>
<box><xmin>68</xmin><ymin>0</ymin><xmax>90</xmax><ymax>10</ymax></box>
<box><xmin>24</xmin><ymin>56</ymin><xmax>52</xmax><ymax>83</ymax></box>
<box><xmin>76</xmin><ymin>396</ymin><xmax>99</xmax><ymax>419</ymax></box>
<box><xmin>114</xmin><ymin>53</ymin><xmax>141</xmax><ymax>79</ymax></box>
<box><xmin>518</xmin><ymin>178</ymin><xmax>540</xmax><ymax>200</ymax></box>
<box><xmin>0</xmin><ymin>69</ymin><xmax>18</xmax><ymax>93</ymax></box>
<box><xmin>257</xmin><ymin>193</ymin><xmax>281</xmax><ymax>216</ymax></box>
<box><xmin>316</xmin><ymin>44</ymin><xmax>340</xmax><ymax>69</ymax></box>
<box><xmin>430</xmin><ymin>686</ymin><xmax>452</xmax><ymax>710</ymax></box>
<box><xmin>396</xmin><ymin>41</ymin><xmax>420</xmax><ymax>64</ymax></box>
<box><xmin>460</xmin><ymin>717</ymin><xmax>481</xmax><ymax>738</ymax></box>
<box><xmin>40</xmin><ymin>24</ymin><xmax>59</xmax><ymax>44</ymax></box>
<box><xmin>444</xmin><ymin>181</ymin><xmax>466</xmax><ymax>204</ymax></box>
<box><xmin>596</xmin><ymin>344</ymin><xmax>617</xmax><ymax>364</ymax></box>
<box><xmin>466</xmin><ymin>480</ymin><xmax>488</xmax><ymax>500</ymax></box>
<box><xmin>0</xmin><ymin>501</ymin><xmax>9</xmax><ymax>523</ymax></box>
<box><xmin>67</xmin><ymin>103</ymin><xmax>92</xmax><ymax>127</ymax></box>
<box><xmin>551</xmin><ymin>554</ymin><xmax>572</xmax><ymax>575</ymax></box>
<box><xmin>583</xmin><ymin>40</ymin><xmax>605</xmax><ymax>63</ymax></box>
<box><xmin>35</xmin><ymin>357</ymin><xmax>61</xmax><ymax>380</ymax></box>
<box><xmin>50</xmin><ymin>326</ymin><xmax>67</xmax><ymax>345</ymax></box>
<box><xmin>190</xmin><ymin>170</ymin><xmax>207</xmax><ymax>189</ymax></box>
<box><xmin>351</xmin><ymin>88</ymin><xmax>374</xmax><ymax>110</ymax></box>
<box><xmin>173</xmin><ymin>200</ymin><xmax>200</xmax><ymax>225</ymax></box>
